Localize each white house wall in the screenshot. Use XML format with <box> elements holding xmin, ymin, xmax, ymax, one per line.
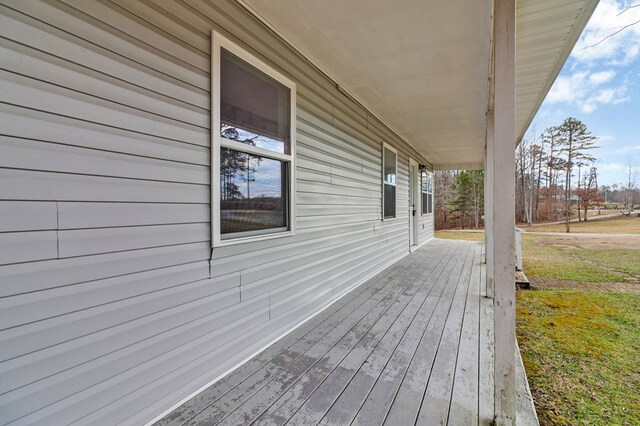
<box><xmin>0</xmin><ymin>1</ymin><xmax>434</xmax><ymax>424</ymax></box>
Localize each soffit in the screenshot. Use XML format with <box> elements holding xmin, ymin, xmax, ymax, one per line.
<box><xmin>242</xmin><ymin>0</ymin><xmax>597</xmax><ymax>168</ymax></box>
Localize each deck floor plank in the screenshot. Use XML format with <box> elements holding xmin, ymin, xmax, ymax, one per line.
<box><xmin>284</xmin><ymin>243</ymin><xmax>459</xmax><ymax>426</ymax></box>
<box><xmin>447</xmin><ymin>245</ymin><xmax>482</xmax><ymax>425</ymax></box>
<box><xmin>383</xmin><ymin>242</ymin><xmax>474</xmax><ymax>426</ymax></box>
<box><xmin>325</xmin><ymin>242</ymin><xmax>465</xmax><ymax>426</ymax></box>
<box><xmin>415</xmin><ymin>244</ymin><xmax>476</xmax><ymax>425</ymax></box>
<box><xmin>250</xmin><ymin>244</ymin><xmax>455</xmax><ymax>425</ymax></box>
<box><xmin>156</xmin><ymin>240</ymin><xmax>504</xmax><ymax>426</ymax></box>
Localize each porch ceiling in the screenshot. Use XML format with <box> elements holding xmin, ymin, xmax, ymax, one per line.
<box><xmin>241</xmin><ymin>0</ymin><xmax>597</xmax><ymax>169</ymax></box>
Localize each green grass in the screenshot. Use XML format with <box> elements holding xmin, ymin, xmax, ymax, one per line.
<box><xmin>522</xmin><ymin>236</ymin><xmax>640</xmax><ymax>282</ymax></box>
<box><xmin>517</xmin><ymin>290</ymin><xmax>640</xmax><ymax>425</ymax></box>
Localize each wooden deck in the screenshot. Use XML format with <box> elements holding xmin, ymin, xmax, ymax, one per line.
<box><xmin>156</xmin><ymin>239</ymin><xmax>496</xmax><ymax>426</ymax></box>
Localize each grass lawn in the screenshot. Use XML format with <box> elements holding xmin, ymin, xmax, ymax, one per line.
<box><xmin>524</xmin><ymin>216</ymin><xmax>640</xmax><ymax>234</ymax></box>
<box><xmin>517</xmin><ymin>290</ymin><xmax>640</xmax><ymax>425</ymax></box>
<box><xmin>522</xmin><ymin>234</ymin><xmax>640</xmax><ymax>283</ymax></box>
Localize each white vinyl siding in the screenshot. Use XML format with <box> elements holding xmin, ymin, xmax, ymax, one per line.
<box><xmin>0</xmin><ymin>1</ymin><xmax>433</xmax><ymax>425</ymax></box>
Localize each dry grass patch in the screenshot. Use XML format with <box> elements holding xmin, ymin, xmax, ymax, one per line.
<box><xmin>524</xmin><ymin>216</ymin><xmax>640</xmax><ymax>234</ymax></box>
<box><xmin>523</xmin><ymin>234</ymin><xmax>640</xmax><ymax>284</ymax></box>
<box><xmin>435</xmin><ymin>230</ymin><xmax>485</xmax><ymax>241</ymax></box>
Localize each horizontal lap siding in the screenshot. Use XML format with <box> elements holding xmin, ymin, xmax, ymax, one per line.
<box><xmin>0</xmin><ymin>1</ymin><xmax>432</xmax><ymax>425</ymax></box>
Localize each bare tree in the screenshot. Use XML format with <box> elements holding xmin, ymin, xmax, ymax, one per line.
<box><xmin>556</xmin><ymin>118</ymin><xmax>598</xmax><ymax>232</ymax></box>
<box><xmin>541</xmin><ymin>126</ymin><xmax>563</xmax><ymax>221</ymax></box>
<box><xmin>577</xmin><ymin>165</ymin><xmax>599</xmax><ymax>221</ymax></box>
<box><xmin>624</xmin><ymin>161</ymin><xmax>638</xmax><ymax>213</ymax></box>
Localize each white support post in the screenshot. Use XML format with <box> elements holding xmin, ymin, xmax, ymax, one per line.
<box><xmin>485</xmin><ymin>110</ymin><xmax>495</xmax><ymax>299</ymax></box>
<box><xmin>493</xmin><ymin>0</ymin><xmax>516</xmax><ymax>424</ymax></box>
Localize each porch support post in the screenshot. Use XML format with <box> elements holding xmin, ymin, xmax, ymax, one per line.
<box><xmin>484</xmin><ymin>110</ymin><xmax>495</xmax><ymax>299</ymax></box>
<box><xmin>492</xmin><ymin>0</ymin><xmax>516</xmax><ymax>424</ymax></box>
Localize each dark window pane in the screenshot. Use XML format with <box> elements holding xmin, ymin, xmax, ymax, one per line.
<box><xmin>428</xmin><ymin>193</ymin><xmax>433</xmax><ymax>214</ymax></box>
<box><xmin>383</xmin><ymin>148</ymin><xmax>396</xmax><ymax>185</ymax></box>
<box><xmin>220</xmin><ymin>49</ymin><xmax>290</xmax><ymax>154</ymax></box>
<box><xmin>422</xmin><ymin>192</ymin><xmax>429</xmax><ymax>215</ymax></box>
<box><xmin>384</xmin><ymin>184</ymin><xmax>396</xmax><ymax>218</ymax></box>
<box><xmin>220</xmin><ymin>148</ymin><xmax>287</xmax><ymax>236</ymax></box>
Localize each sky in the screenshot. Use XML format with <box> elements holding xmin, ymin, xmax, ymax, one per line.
<box><xmin>527</xmin><ymin>0</ymin><xmax>640</xmax><ymax>187</ymax></box>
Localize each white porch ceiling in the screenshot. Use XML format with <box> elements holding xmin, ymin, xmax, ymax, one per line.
<box><xmin>242</xmin><ymin>0</ymin><xmax>597</xmax><ymax>169</ymax></box>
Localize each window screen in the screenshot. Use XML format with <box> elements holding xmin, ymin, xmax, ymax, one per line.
<box><xmin>220</xmin><ymin>48</ymin><xmax>291</xmax><ymax>154</ymax></box>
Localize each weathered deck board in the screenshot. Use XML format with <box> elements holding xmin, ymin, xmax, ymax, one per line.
<box><xmin>278</xmin><ymin>243</ymin><xmax>458</xmax><ymax>426</ymax></box>
<box><xmin>157</xmin><ymin>239</ymin><xmax>500</xmax><ymax>426</ymax></box>
<box><xmin>447</xmin><ymin>245</ymin><xmax>482</xmax><ymax>425</ymax></box>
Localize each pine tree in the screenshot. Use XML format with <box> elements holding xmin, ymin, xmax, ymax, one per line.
<box><xmin>556</xmin><ymin>117</ymin><xmax>598</xmax><ymax>232</ymax></box>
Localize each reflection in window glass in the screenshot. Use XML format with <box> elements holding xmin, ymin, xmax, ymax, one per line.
<box><xmin>384</xmin><ymin>184</ymin><xmax>396</xmax><ymax>219</ymax></box>
<box><xmin>220</xmin><ymin>148</ymin><xmax>287</xmax><ymax>237</ymax></box>
<box><xmin>384</xmin><ymin>148</ymin><xmax>396</xmax><ymax>185</ymax></box>
<box><xmin>421</xmin><ymin>171</ymin><xmax>433</xmax><ymax>214</ymax></box>
<box><xmin>220</xmin><ymin>49</ymin><xmax>290</xmax><ymax>154</ymax></box>
<box><xmin>383</xmin><ymin>146</ymin><xmax>397</xmax><ymax>218</ymax></box>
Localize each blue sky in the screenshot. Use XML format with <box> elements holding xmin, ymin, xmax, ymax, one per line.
<box><xmin>527</xmin><ymin>0</ymin><xmax>640</xmax><ymax>186</ymax></box>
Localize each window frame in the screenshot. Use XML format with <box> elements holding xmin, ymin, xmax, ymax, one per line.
<box><xmin>382</xmin><ymin>143</ymin><xmax>398</xmax><ymax>220</ymax></box>
<box><xmin>421</xmin><ymin>170</ymin><xmax>434</xmax><ymax>215</ymax></box>
<box><xmin>212</xmin><ymin>31</ymin><xmax>296</xmax><ymax>247</ymax></box>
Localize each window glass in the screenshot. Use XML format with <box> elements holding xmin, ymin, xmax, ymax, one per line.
<box><xmin>220</xmin><ymin>148</ymin><xmax>287</xmax><ymax>237</ymax></box>
<box><xmin>383</xmin><ymin>148</ymin><xmax>396</xmax><ymax>185</ymax></box>
<box><xmin>384</xmin><ymin>184</ymin><xmax>396</xmax><ymax>218</ymax></box>
<box><xmin>220</xmin><ymin>49</ymin><xmax>290</xmax><ymax>154</ymax></box>
<box><xmin>383</xmin><ymin>146</ymin><xmax>397</xmax><ymax>218</ymax></box>
<box><xmin>421</xmin><ymin>171</ymin><xmax>433</xmax><ymax>214</ymax></box>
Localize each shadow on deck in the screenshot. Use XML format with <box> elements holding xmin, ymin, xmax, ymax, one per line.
<box><xmin>156</xmin><ymin>239</ymin><xmax>523</xmax><ymax>425</ymax></box>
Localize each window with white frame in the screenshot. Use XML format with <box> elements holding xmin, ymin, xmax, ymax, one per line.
<box><xmin>421</xmin><ymin>171</ymin><xmax>433</xmax><ymax>214</ymax></box>
<box><xmin>383</xmin><ymin>145</ymin><xmax>397</xmax><ymax>219</ymax></box>
<box><xmin>212</xmin><ymin>32</ymin><xmax>296</xmax><ymax>245</ymax></box>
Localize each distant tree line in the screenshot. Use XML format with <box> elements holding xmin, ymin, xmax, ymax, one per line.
<box><xmin>435</xmin><ymin>170</ymin><xmax>484</xmax><ymax>230</ymax></box>
<box><xmin>434</xmin><ymin>117</ymin><xmax>639</xmax><ymax>231</ymax></box>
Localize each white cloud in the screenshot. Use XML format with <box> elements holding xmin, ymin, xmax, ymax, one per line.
<box><xmin>614</xmin><ymin>144</ymin><xmax>640</xmax><ymax>154</ymax></box>
<box><xmin>571</xmin><ymin>0</ymin><xmax>640</xmax><ymax>65</ymax></box>
<box><xmin>589</xmin><ymin>70</ymin><xmax>616</xmax><ymax>84</ymax></box>
<box><xmin>597</xmin><ymin>162</ymin><xmax>630</xmax><ymax>185</ymax></box>
<box><xmin>546</xmin><ymin>69</ymin><xmax>628</xmax><ymax>113</ymax></box>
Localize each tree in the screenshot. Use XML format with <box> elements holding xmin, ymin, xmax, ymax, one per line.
<box><xmin>449</xmin><ymin>170</ymin><xmax>484</xmax><ymax>229</ymax></box>
<box><xmin>541</xmin><ymin>126</ymin><xmax>564</xmax><ymax>221</ymax></box>
<box><xmin>576</xmin><ymin>166</ymin><xmax>600</xmax><ymax>221</ymax></box>
<box><xmin>556</xmin><ymin>118</ymin><xmax>598</xmax><ymax>232</ymax></box>
<box><xmin>219</xmin><ymin>124</ymin><xmax>263</xmax><ymax>201</ymax></box>
<box><xmin>624</xmin><ymin>161</ymin><xmax>638</xmax><ymax>213</ymax></box>
<box><xmin>434</xmin><ymin>170</ymin><xmax>457</xmax><ymax>229</ymax></box>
